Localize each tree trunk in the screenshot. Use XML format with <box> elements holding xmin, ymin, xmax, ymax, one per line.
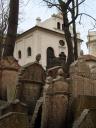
<box><xmin>3</xmin><ymin>0</ymin><xmax>19</xmax><ymax>57</ymax></box>
<box><xmin>63</xmin><ymin>12</ymin><xmax>74</xmax><ymax>74</ymax></box>
<box><xmin>72</xmin><ymin>0</ymin><xmax>78</xmax><ymax>60</ymax></box>
<box><xmin>73</xmin><ymin>21</ymin><xmax>78</xmax><ymax>60</ymax></box>
<box><xmin>0</xmin><ymin>35</ymin><xmax>3</xmax><ymax>59</ymax></box>
<box><xmin>59</xmin><ymin>0</ymin><xmax>74</xmax><ymax>74</ymax></box>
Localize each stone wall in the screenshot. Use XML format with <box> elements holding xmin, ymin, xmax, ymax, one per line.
<box><xmin>0</xmin><ymin>112</ymin><xmax>29</xmax><ymax>128</ymax></box>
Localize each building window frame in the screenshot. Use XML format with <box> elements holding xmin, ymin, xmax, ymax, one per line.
<box><xmin>57</xmin><ymin>22</ymin><xmax>61</xmax><ymax>29</ymax></box>
<box><xmin>18</xmin><ymin>50</ymin><xmax>21</xmax><ymax>59</ymax></box>
<box><xmin>27</xmin><ymin>47</ymin><xmax>31</xmax><ymax>57</ymax></box>
<box><xmin>62</xmin><ymin>24</ymin><xmax>64</xmax><ymax>30</ymax></box>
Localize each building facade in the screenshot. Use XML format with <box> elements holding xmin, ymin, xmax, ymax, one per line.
<box><xmin>87</xmin><ymin>31</ymin><xmax>96</xmax><ymax>57</ymax></box>
<box><xmin>14</xmin><ymin>13</ymin><xmax>82</xmax><ymax>68</ymax></box>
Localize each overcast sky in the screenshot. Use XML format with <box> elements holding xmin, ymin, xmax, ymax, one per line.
<box><xmin>18</xmin><ymin>0</ymin><xmax>96</xmax><ymax>53</ymax></box>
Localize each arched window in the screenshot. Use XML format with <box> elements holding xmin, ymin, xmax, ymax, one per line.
<box><xmin>47</xmin><ymin>47</ymin><xmax>55</xmax><ymax>68</ymax></box>
<box><xmin>57</xmin><ymin>22</ymin><xmax>60</xmax><ymax>29</ymax></box>
<box><xmin>27</xmin><ymin>47</ymin><xmax>31</xmax><ymax>56</ymax></box>
<box><xmin>18</xmin><ymin>50</ymin><xmax>21</xmax><ymax>59</ymax></box>
<box><xmin>62</xmin><ymin>24</ymin><xmax>64</xmax><ymax>30</ymax></box>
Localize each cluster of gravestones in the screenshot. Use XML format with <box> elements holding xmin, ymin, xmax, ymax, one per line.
<box><xmin>28</xmin><ymin>54</ymin><xmax>96</xmax><ymax>128</ymax></box>
<box><xmin>0</xmin><ymin>54</ymin><xmax>96</xmax><ymax>128</ymax></box>
<box><xmin>16</xmin><ymin>54</ymin><xmax>70</xmax><ymax>128</ymax></box>
<box><xmin>17</xmin><ymin>54</ymin><xmax>96</xmax><ymax>128</ymax></box>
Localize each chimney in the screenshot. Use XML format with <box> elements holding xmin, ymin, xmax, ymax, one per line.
<box><xmin>36</xmin><ymin>17</ymin><xmax>41</xmax><ymax>25</ymax></box>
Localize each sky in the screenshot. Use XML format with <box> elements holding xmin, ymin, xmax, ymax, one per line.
<box><xmin>18</xmin><ymin>0</ymin><xmax>96</xmax><ymax>54</ymax></box>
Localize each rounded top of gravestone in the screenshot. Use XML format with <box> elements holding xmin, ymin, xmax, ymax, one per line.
<box><xmin>36</xmin><ymin>54</ymin><xmax>41</xmax><ymax>63</ymax></box>
<box><xmin>57</xmin><ymin>68</ymin><xmax>64</xmax><ymax>76</ymax></box>
<box><xmin>46</xmin><ymin>76</ymin><xmax>53</xmax><ymax>84</ymax></box>
<box><xmin>70</xmin><ymin>57</ymin><xmax>90</xmax><ymax>75</ymax></box>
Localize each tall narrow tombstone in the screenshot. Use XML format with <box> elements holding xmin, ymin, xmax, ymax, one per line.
<box><xmin>41</xmin><ymin>68</ymin><xmax>69</xmax><ymax>128</ymax></box>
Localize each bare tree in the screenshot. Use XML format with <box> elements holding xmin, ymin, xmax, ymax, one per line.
<box><xmin>58</xmin><ymin>0</ymin><xmax>74</xmax><ymax>73</ymax></box>
<box><xmin>43</xmin><ymin>0</ymin><xmax>95</xmax><ymax>74</ymax></box>
<box><xmin>3</xmin><ymin>0</ymin><xmax>19</xmax><ymax>57</ymax></box>
<box><xmin>71</xmin><ymin>0</ymin><xmax>78</xmax><ymax>60</ymax></box>
<box><xmin>0</xmin><ymin>0</ymin><xmax>8</xmax><ymax>58</ymax></box>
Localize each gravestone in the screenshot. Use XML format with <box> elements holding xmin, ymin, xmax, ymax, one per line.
<box><xmin>41</xmin><ymin>68</ymin><xmax>69</xmax><ymax>128</ymax></box>
<box><xmin>17</xmin><ymin>55</ymin><xmax>46</xmax><ymax>115</ymax></box>
<box><xmin>0</xmin><ymin>57</ymin><xmax>20</xmax><ymax>101</ymax></box>
<box><xmin>70</xmin><ymin>56</ymin><xmax>96</xmax><ymax>97</ymax></box>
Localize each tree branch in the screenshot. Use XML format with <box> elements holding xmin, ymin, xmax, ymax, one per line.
<box><xmin>43</xmin><ymin>0</ymin><xmax>61</xmax><ymax>10</ymax></box>
<box><xmin>79</xmin><ymin>13</ymin><xmax>96</xmax><ymax>22</ymax></box>
<box><xmin>66</xmin><ymin>0</ymin><xmax>72</xmax><ymax>7</ymax></box>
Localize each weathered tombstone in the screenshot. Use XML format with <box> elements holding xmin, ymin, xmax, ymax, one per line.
<box><xmin>0</xmin><ymin>57</ymin><xmax>20</xmax><ymax>101</ymax></box>
<box><xmin>41</xmin><ymin>68</ymin><xmax>69</xmax><ymax>128</ymax></box>
<box><xmin>70</xmin><ymin>55</ymin><xmax>96</xmax><ymax>97</ymax></box>
<box><xmin>69</xmin><ymin>55</ymin><xmax>96</xmax><ymax>128</ymax></box>
<box><xmin>17</xmin><ymin>54</ymin><xmax>46</xmax><ymax>115</ymax></box>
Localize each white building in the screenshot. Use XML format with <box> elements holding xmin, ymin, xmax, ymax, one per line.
<box><xmin>87</xmin><ymin>31</ymin><xmax>96</xmax><ymax>57</ymax></box>
<box><xmin>14</xmin><ymin>13</ymin><xmax>82</xmax><ymax>68</ymax></box>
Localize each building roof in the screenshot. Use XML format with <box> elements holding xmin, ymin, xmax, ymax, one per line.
<box><xmin>87</xmin><ymin>31</ymin><xmax>96</xmax><ymax>44</ymax></box>
<box><xmin>87</xmin><ymin>39</ymin><xmax>96</xmax><ymax>44</ymax></box>
<box><xmin>79</xmin><ymin>54</ymin><xmax>96</xmax><ymax>61</ymax></box>
<box><xmin>17</xmin><ymin>25</ymin><xmax>83</xmax><ymax>42</ymax></box>
<box><xmin>17</xmin><ymin>25</ymin><xmax>64</xmax><ymax>39</ymax></box>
